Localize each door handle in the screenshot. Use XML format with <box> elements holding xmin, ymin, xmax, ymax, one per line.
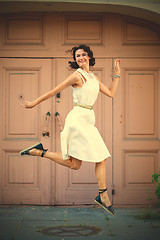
<box><xmin>56</xmin><ymin>92</ymin><xmax>60</xmax><ymax>98</ymax></box>
<box><xmin>55</xmin><ymin>112</ymin><xmax>63</xmax><ymax>132</ymax></box>
<box><xmin>56</xmin><ymin>92</ymin><xmax>60</xmax><ymax>103</ymax></box>
<box><xmin>42</xmin><ymin>112</ymin><xmax>50</xmax><ymax>137</ymax></box>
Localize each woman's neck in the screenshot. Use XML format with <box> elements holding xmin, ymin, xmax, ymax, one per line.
<box><xmin>80</xmin><ymin>66</ymin><xmax>90</xmax><ymax>73</ymax></box>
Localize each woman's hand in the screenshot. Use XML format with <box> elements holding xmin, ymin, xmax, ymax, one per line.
<box><xmin>114</xmin><ymin>59</ymin><xmax>121</xmax><ymax>75</ymax></box>
<box><xmin>21</xmin><ymin>100</ymin><xmax>36</xmax><ymax>109</ymax></box>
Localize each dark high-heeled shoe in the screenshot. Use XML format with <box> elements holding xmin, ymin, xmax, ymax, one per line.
<box><xmin>94</xmin><ymin>188</ymin><xmax>116</xmax><ymax>216</ymax></box>
<box><xmin>20</xmin><ymin>142</ymin><xmax>48</xmax><ymax>157</ymax></box>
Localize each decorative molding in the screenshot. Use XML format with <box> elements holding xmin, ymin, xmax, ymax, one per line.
<box><xmin>0</xmin><ymin>14</ymin><xmax>49</xmax><ymax>51</ymax></box>
<box><xmin>122</xmin><ymin>17</ymin><xmax>160</xmax><ymax>45</ymax></box>
<box><xmin>124</xmin><ymin>151</ymin><xmax>157</xmax><ymax>187</ymax></box>
<box><xmin>5</xmin><ymin>18</ymin><xmax>43</xmax><ymax>44</ymax></box>
<box><xmin>3</xmin><ymin>151</ymin><xmax>39</xmax><ymax>188</ymax></box>
<box><xmin>3</xmin><ymin>69</ymin><xmax>39</xmax><ymax>139</ymax></box>
<box><xmin>124</xmin><ymin>70</ymin><xmax>158</xmax><ymax>139</ymax></box>
<box><xmin>63</xmin><ymin>14</ymin><xmax>103</xmax><ymax>45</ymax></box>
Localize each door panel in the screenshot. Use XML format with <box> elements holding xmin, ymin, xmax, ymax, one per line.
<box><xmin>113</xmin><ymin>59</ymin><xmax>160</xmax><ymax>205</ymax></box>
<box><xmin>0</xmin><ymin>59</ymin><xmax>52</xmax><ymax>204</ymax></box>
<box><xmin>5</xmin><ymin>71</ymin><xmax>38</xmax><ymax>138</ymax></box>
<box><xmin>54</xmin><ymin>59</ymin><xmax>113</xmax><ymax>205</ymax></box>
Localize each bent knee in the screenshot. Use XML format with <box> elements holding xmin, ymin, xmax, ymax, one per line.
<box><xmin>71</xmin><ymin>162</ymin><xmax>82</xmax><ymax>170</ymax></box>
<box><xmin>70</xmin><ymin>158</ymin><xmax>82</xmax><ymax>170</ymax></box>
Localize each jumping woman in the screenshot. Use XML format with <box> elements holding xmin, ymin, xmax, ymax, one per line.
<box><xmin>20</xmin><ymin>45</ymin><xmax>121</xmax><ymax>216</ymax></box>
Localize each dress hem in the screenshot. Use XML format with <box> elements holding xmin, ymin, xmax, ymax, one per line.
<box><xmin>62</xmin><ymin>153</ymin><xmax>111</xmax><ymax>163</ymax></box>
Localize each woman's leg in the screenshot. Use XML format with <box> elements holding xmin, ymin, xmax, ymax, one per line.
<box><xmin>95</xmin><ymin>160</ymin><xmax>111</xmax><ymax>207</ymax></box>
<box><xmin>29</xmin><ymin>148</ymin><xmax>82</xmax><ymax>170</ymax></box>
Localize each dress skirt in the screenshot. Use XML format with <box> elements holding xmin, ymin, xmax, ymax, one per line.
<box><xmin>60</xmin><ymin>106</ymin><xmax>111</xmax><ymax>162</ymax></box>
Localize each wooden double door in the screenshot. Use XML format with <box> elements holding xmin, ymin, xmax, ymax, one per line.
<box><xmin>0</xmin><ymin>58</ymin><xmax>160</xmax><ymax>206</ymax></box>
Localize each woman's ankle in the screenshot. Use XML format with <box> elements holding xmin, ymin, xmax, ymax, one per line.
<box><xmin>100</xmin><ymin>192</ymin><xmax>111</xmax><ymax>206</ymax></box>
<box><xmin>29</xmin><ymin>148</ymin><xmax>43</xmax><ymax>156</ymax></box>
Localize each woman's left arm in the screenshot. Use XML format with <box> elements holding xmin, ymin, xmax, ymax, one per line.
<box><xmin>98</xmin><ymin>59</ymin><xmax>121</xmax><ymax>98</ymax></box>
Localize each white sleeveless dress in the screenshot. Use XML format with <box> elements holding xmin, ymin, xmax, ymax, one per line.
<box><xmin>60</xmin><ymin>68</ymin><xmax>111</xmax><ymax>162</ymax></box>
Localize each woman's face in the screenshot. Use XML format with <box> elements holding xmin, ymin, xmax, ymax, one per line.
<box><xmin>75</xmin><ymin>49</ymin><xmax>90</xmax><ymax>68</ymax></box>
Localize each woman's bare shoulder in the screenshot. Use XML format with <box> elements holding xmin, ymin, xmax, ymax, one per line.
<box><xmin>72</xmin><ymin>70</ymin><xmax>82</xmax><ymax>81</ymax></box>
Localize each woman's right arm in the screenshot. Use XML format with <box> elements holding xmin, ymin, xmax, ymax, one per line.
<box><xmin>22</xmin><ymin>72</ymin><xmax>80</xmax><ymax>109</ymax></box>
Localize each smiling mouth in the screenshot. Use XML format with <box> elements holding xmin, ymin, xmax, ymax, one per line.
<box><xmin>79</xmin><ymin>60</ymin><xmax>86</xmax><ymax>63</ymax></box>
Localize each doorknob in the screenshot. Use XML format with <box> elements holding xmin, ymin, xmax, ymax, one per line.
<box><xmin>42</xmin><ymin>112</ymin><xmax>50</xmax><ymax>137</ymax></box>
<box><xmin>56</xmin><ymin>92</ymin><xmax>60</xmax><ymax>103</ymax></box>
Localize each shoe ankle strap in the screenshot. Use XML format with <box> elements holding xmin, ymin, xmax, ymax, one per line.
<box><xmin>41</xmin><ymin>149</ymin><xmax>48</xmax><ymax>157</ymax></box>
<box><xmin>99</xmin><ymin>188</ymin><xmax>108</xmax><ymax>194</ymax></box>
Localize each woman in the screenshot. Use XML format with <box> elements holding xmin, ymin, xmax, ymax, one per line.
<box><xmin>20</xmin><ymin>45</ymin><xmax>121</xmax><ymax>216</ymax></box>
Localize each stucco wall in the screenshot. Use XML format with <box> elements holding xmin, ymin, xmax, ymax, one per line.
<box><xmin>0</xmin><ymin>1</ymin><xmax>160</xmax><ymax>25</ymax></box>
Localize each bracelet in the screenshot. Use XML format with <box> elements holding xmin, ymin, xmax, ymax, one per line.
<box><xmin>113</xmin><ymin>74</ymin><xmax>120</xmax><ymax>78</ymax></box>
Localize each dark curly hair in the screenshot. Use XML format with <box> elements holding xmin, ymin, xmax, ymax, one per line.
<box><xmin>68</xmin><ymin>45</ymin><xmax>95</xmax><ymax>69</ymax></box>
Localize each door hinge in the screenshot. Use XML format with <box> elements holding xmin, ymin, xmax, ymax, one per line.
<box><xmin>112</xmin><ymin>185</ymin><xmax>115</xmax><ymax>195</ymax></box>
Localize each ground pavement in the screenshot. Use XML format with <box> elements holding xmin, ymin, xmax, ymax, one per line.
<box><xmin>0</xmin><ymin>205</ymin><xmax>160</xmax><ymax>240</ymax></box>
